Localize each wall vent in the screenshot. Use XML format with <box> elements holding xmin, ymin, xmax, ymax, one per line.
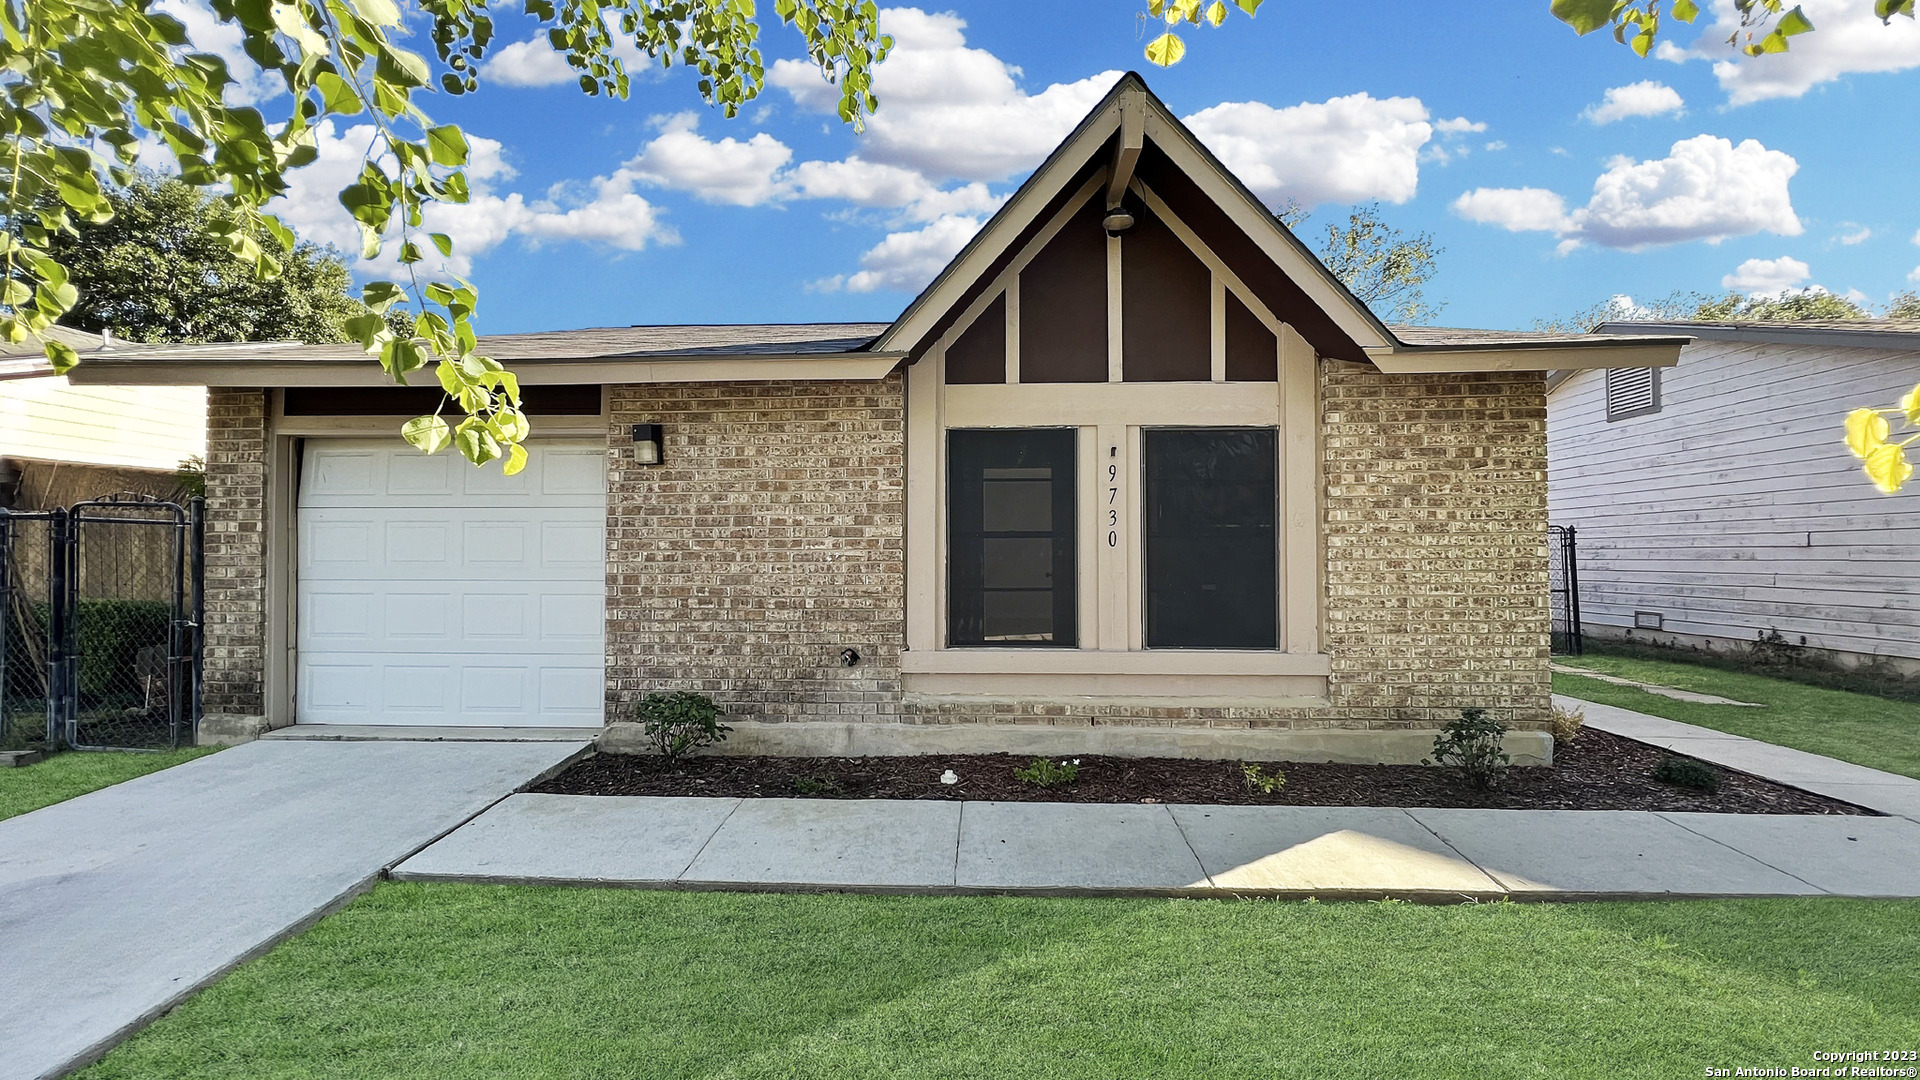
<box><xmin>1633</xmin><ymin>610</ymin><xmax>1665</xmax><ymax>630</ymax></box>
<box><xmin>1605</xmin><ymin>366</ymin><xmax>1661</xmax><ymax>421</ymax></box>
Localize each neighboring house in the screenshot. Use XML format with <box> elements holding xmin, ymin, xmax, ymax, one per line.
<box><xmin>1</xmin><ymin>326</ymin><xmax>207</xmax><ymax>509</ymax></box>
<box><xmin>65</xmin><ymin>75</ymin><xmax>1683</xmax><ymax>762</ymax></box>
<box><xmin>1548</xmin><ymin>318</ymin><xmax>1920</xmax><ymax>672</ymax></box>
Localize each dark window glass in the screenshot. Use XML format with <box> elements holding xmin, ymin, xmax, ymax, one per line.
<box><xmin>1144</xmin><ymin>428</ymin><xmax>1277</xmax><ymax>649</ymax></box>
<box><xmin>948</xmin><ymin>429</ymin><xmax>1076</xmax><ymax>647</ymax></box>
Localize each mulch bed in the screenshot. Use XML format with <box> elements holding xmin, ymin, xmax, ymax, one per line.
<box><xmin>533</xmin><ymin>729</ymin><xmax>1871</xmax><ymax>815</ymax></box>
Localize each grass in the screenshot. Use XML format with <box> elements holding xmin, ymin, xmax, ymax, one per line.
<box><xmin>0</xmin><ymin>745</ymin><xmax>220</xmax><ymax>822</ymax></box>
<box><xmin>1553</xmin><ymin>652</ymin><xmax>1920</xmax><ymax>780</ymax></box>
<box><xmin>76</xmin><ymin>884</ymin><xmax>1920</xmax><ymax>1079</ymax></box>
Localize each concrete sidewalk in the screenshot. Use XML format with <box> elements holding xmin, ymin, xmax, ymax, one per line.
<box><xmin>0</xmin><ymin>737</ymin><xmax>586</xmax><ymax>1080</ymax></box>
<box><xmin>1561</xmin><ymin>694</ymin><xmax>1920</xmax><ymax>822</ymax></box>
<box><xmin>394</xmin><ymin>791</ymin><xmax>1920</xmax><ymax>901</ymax></box>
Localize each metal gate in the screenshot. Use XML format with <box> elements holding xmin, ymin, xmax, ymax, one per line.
<box><xmin>1549</xmin><ymin>524</ymin><xmax>1583</xmax><ymax>656</ymax></box>
<box><xmin>0</xmin><ymin>496</ymin><xmax>204</xmax><ymax>751</ymax></box>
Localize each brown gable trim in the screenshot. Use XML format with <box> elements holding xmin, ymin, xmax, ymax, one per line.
<box><xmin>904</xmin><ymin>146</ymin><xmax>1112</xmax><ymax>364</ymax></box>
<box><xmin>1134</xmin><ymin>143</ymin><xmax>1367</xmax><ymax>364</ymax></box>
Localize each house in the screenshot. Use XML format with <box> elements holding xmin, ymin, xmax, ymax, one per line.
<box><xmin>1548</xmin><ymin>318</ymin><xmax>1920</xmax><ymax>673</ymax></box>
<box><xmin>62</xmin><ymin>75</ymin><xmax>1684</xmax><ymax>764</ymax></box>
<box><xmin>1</xmin><ymin>327</ymin><xmax>207</xmax><ymax>509</ymax></box>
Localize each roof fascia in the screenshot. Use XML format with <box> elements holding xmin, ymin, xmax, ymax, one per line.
<box><xmin>1598</xmin><ymin>321</ymin><xmax>1920</xmax><ymax>350</ymax></box>
<box><xmin>1136</xmin><ymin>108</ymin><xmax>1395</xmax><ymax>352</ymax></box>
<box><xmin>1368</xmin><ymin>341</ymin><xmax>1684</xmax><ymax>374</ymax></box>
<box><xmin>63</xmin><ymin>353</ymin><xmax>905</xmax><ymax>387</ymax></box>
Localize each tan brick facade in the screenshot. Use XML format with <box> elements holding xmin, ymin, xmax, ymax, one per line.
<box><xmin>604</xmin><ymin>379</ymin><xmax>907</xmax><ymax>724</ymax></box>
<box><xmin>200</xmin><ymin>365</ymin><xmax>1550</xmax><ymax>742</ymax></box>
<box><xmin>202</xmin><ymin>388</ymin><xmax>269</xmax><ymax>718</ymax></box>
<box><xmin>597</xmin><ymin>364</ymin><xmax>1549</xmax><ymax>735</ymax></box>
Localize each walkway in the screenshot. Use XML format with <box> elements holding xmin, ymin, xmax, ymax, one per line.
<box><xmin>1562</xmin><ymin>693</ymin><xmax>1920</xmax><ymax>822</ymax></box>
<box><xmin>395</xmin><ymin>790</ymin><xmax>1920</xmax><ymax>901</ymax></box>
<box><xmin>0</xmin><ymin>737</ymin><xmax>587</xmax><ymax>1080</ymax></box>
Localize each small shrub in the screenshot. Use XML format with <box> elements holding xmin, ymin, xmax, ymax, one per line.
<box><xmin>1241</xmin><ymin>762</ymin><xmax>1286</xmax><ymax>795</ymax></box>
<box><xmin>633</xmin><ymin>691</ymin><xmax>730</xmax><ymax>765</ymax></box>
<box><xmin>792</xmin><ymin>775</ymin><xmax>843</xmax><ymax>797</ymax></box>
<box><xmin>1653</xmin><ymin>755</ymin><xmax>1721</xmax><ymax>793</ymax></box>
<box><xmin>1013</xmin><ymin>757</ymin><xmax>1079</xmax><ymax>788</ymax></box>
<box><xmin>1423</xmin><ymin>707</ymin><xmax>1510</xmax><ymax>791</ymax></box>
<box><xmin>1549</xmin><ymin>703</ymin><xmax>1585</xmax><ymax>744</ymax></box>
<box><xmin>1747</xmin><ymin>628</ymin><xmax>1804</xmax><ymax>670</ymax></box>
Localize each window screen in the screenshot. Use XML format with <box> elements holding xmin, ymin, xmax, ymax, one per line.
<box><xmin>947</xmin><ymin>429</ymin><xmax>1077</xmax><ymax>647</ymax></box>
<box><xmin>1604</xmin><ymin>366</ymin><xmax>1660</xmax><ymax>421</ymax></box>
<box><xmin>1144</xmin><ymin>428</ymin><xmax>1277</xmax><ymax>649</ymax></box>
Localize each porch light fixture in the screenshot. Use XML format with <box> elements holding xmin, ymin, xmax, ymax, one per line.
<box><xmin>1102</xmin><ymin>207</ymin><xmax>1135</xmax><ymax>235</ymax></box>
<box><xmin>630</xmin><ymin>423</ymin><xmax>664</xmax><ymax>465</ymax></box>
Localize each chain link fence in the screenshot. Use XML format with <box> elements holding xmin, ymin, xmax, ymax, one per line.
<box><xmin>0</xmin><ymin>497</ymin><xmax>203</xmax><ymax>752</ymax></box>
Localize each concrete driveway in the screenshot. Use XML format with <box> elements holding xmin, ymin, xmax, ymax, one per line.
<box><xmin>0</xmin><ymin>737</ymin><xmax>586</xmax><ymax>1080</ymax></box>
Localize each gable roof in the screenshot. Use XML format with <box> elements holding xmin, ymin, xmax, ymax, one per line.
<box><xmin>66</xmin><ymin>74</ymin><xmax>1684</xmax><ymax>389</ymax></box>
<box><xmin>875</xmin><ymin>72</ymin><xmax>1685</xmax><ymax>375</ymax></box>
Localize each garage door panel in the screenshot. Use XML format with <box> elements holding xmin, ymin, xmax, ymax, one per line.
<box><xmin>298</xmin><ymin>439</ymin><xmax>605</xmax><ymax>727</ymax></box>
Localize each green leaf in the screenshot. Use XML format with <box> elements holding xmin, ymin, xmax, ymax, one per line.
<box><xmin>1776</xmin><ymin>5</ymin><xmax>1814</xmax><ymax>35</ymax></box>
<box><xmin>361</xmin><ymin>281</ymin><xmax>406</xmax><ymax>312</ymax></box>
<box><xmin>315</xmin><ymin>72</ymin><xmax>364</xmax><ymax>115</ymax></box>
<box><xmin>1204</xmin><ymin>1</ymin><xmax>1228</xmax><ymax>27</ymax></box>
<box><xmin>44</xmin><ymin>339</ymin><xmax>79</xmax><ymax>375</ymax></box>
<box><xmin>1630</xmin><ymin>27</ymin><xmax>1655</xmax><ymax>55</ymax></box>
<box><xmin>429</xmin><ymin>232</ymin><xmax>454</xmax><ymax>257</ymax></box>
<box><xmin>350</xmin><ymin>0</ymin><xmax>404</xmax><ymax>27</ymax></box>
<box><xmin>502</xmin><ymin>443</ymin><xmax>529</xmax><ymax>477</ymax></box>
<box><xmin>1233</xmin><ymin>0</ymin><xmax>1262</xmax><ymax>13</ymax></box>
<box><xmin>425</xmin><ymin>125</ymin><xmax>471</xmax><ymax>168</ymax></box>
<box><xmin>1552</xmin><ymin>0</ymin><xmax>1619</xmax><ymax>35</ymax></box>
<box><xmin>1673</xmin><ymin>0</ymin><xmax>1701</xmax><ymax>21</ymax></box>
<box><xmin>401</xmin><ymin>414</ymin><xmax>453</xmax><ymax>454</ymax></box>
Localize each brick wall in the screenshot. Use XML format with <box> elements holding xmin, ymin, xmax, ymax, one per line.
<box><xmin>605</xmin><ymin>378</ymin><xmax>906</xmax><ymax>723</ymax></box>
<box><xmin>202</xmin><ymin>388</ymin><xmax>269</xmax><ymax>718</ymax></box>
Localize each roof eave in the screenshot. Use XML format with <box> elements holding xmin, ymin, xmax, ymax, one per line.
<box><xmin>1365</xmin><ymin>338</ymin><xmax>1687</xmax><ymax>374</ymax></box>
<box><xmin>63</xmin><ymin>352</ymin><xmax>906</xmax><ymax>387</ymax></box>
<box><xmin>1599</xmin><ymin>320</ymin><xmax>1920</xmax><ymax>350</ymax></box>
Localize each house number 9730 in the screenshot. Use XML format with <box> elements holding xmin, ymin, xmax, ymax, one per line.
<box><xmin>1106</xmin><ymin>453</ymin><xmax>1119</xmax><ymax>548</ymax></box>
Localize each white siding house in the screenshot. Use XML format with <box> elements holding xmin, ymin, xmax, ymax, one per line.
<box><xmin>1</xmin><ymin>328</ymin><xmax>207</xmax><ymax>509</ymax></box>
<box><xmin>1547</xmin><ymin>320</ymin><xmax>1920</xmax><ymax>669</ymax></box>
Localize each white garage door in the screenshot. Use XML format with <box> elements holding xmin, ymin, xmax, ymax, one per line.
<box><xmin>296</xmin><ymin>438</ymin><xmax>606</xmax><ymax>727</ymax></box>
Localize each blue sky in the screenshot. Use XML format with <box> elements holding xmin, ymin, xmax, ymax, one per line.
<box><xmin>216</xmin><ymin>0</ymin><xmax>1920</xmax><ymax>333</ymax></box>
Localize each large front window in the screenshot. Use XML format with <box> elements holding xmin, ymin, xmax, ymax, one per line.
<box><xmin>947</xmin><ymin>429</ymin><xmax>1077</xmax><ymax>647</ymax></box>
<box><xmin>1143</xmin><ymin>428</ymin><xmax>1277</xmax><ymax>649</ymax></box>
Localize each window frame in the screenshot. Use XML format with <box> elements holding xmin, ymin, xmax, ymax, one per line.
<box><xmin>944</xmin><ymin>427</ymin><xmax>1080</xmax><ymax>649</ymax></box>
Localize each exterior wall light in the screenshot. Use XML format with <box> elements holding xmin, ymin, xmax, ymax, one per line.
<box><xmin>630</xmin><ymin>423</ymin><xmax>664</xmax><ymax>465</ymax></box>
<box><xmin>1102</xmin><ymin>207</ymin><xmax>1135</xmax><ymax>235</ymax></box>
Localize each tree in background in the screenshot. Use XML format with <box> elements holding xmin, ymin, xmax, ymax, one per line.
<box><xmin>2</xmin><ymin>0</ymin><xmax>889</xmax><ymax>475</ymax></box>
<box><xmin>1279</xmin><ymin>204</ymin><xmax>1444</xmax><ymax>325</ymax></box>
<box><xmin>43</xmin><ymin>177</ymin><xmax>367</xmax><ymax>344</ymax></box>
<box><xmin>1890</xmin><ymin>293</ymin><xmax>1920</xmax><ymax>320</ymax></box>
<box><xmin>1535</xmin><ymin>289</ymin><xmax>1881</xmax><ymax>333</ymax></box>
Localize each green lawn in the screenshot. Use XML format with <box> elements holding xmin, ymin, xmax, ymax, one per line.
<box><xmin>0</xmin><ymin>745</ymin><xmax>220</xmax><ymax>822</ymax></box>
<box><xmin>78</xmin><ymin>884</ymin><xmax>1920</xmax><ymax>1079</ymax></box>
<box><xmin>1553</xmin><ymin>653</ymin><xmax>1920</xmax><ymax>780</ymax></box>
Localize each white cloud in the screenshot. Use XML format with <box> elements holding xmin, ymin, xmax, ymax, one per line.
<box><xmin>1912</xmin><ymin>227</ymin><xmax>1920</xmax><ymax>247</ymax></box>
<box><xmin>1722</xmin><ymin>255</ymin><xmax>1811</xmax><ymax>294</ymax></box>
<box><xmin>1677</xmin><ymin>0</ymin><xmax>1920</xmax><ymax>105</ymax></box>
<box><xmin>482</xmin><ymin>16</ymin><xmax>647</xmax><ymax>87</ymax></box>
<box><xmin>1909</xmin><ymin>265</ymin><xmax>1920</xmax><ymax>284</ymax></box>
<box><xmin>819</xmin><ymin>214</ymin><xmax>985</xmax><ymax>294</ymax></box>
<box><xmin>623</xmin><ymin>113</ymin><xmax>795</xmax><ymax>207</ymax></box>
<box><xmin>266</xmin><ymin>121</ymin><xmax>675</xmax><ymax>278</ymax></box>
<box><xmin>155</xmin><ymin>0</ymin><xmax>283</xmax><ymax>106</ymax></box>
<box><xmin>1451</xmin><ymin>187</ymin><xmax>1576</xmax><ymax>233</ymax></box>
<box><xmin>1435</xmin><ymin>117</ymin><xmax>1487</xmax><ymax>134</ymax></box>
<box><xmin>1453</xmin><ymin>134</ymin><xmax>1801</xmax><ymax>250</ymax></box>
<box><xmin>1653</xmin><ymin>40</ymin><xmax>1691</xmax><ymax>62</ymax></box>
<box><xmin>1582</xmin><ymin>81</ymin><xmax>1685</xmax><ymax>124</ymax></box>
<box><xmin>1484</xmin><ymin>140</ymin><xmax>1508</xmax><ymax>151</ymax></box>
<box><xmin>1836</xmin><ymin>224</ymin><xmax>1872</xmax><ymax>245</ymax></box>
<box><xmin>1184</xmin><ymin>93</ymin><xmax>1436</xmax><ymax>207</ymax></box>
<box><xmin>789</xmin><ymin>158</ymin><xmax>1002</xmax><ymax>221</ymax></box>
<box><xmin>771</xmin><ymin>8</ymin><xmax>1123</xmax><ymax>183</ymax></box>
